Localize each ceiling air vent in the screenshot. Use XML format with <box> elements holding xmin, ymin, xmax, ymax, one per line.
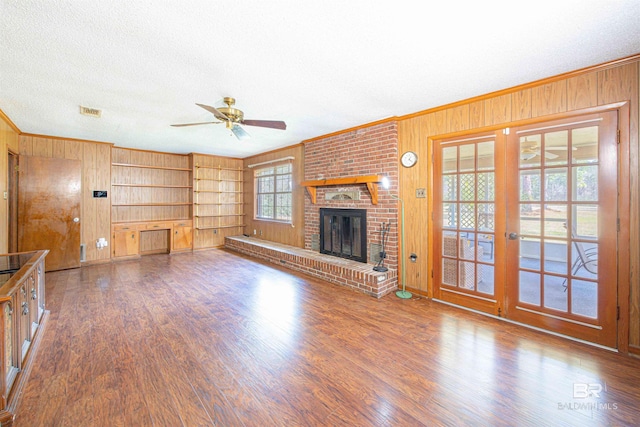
<box><xmin>79</xmin><ymin>105</ymin><xmax>102</xmax><ymax>118</ymax></box>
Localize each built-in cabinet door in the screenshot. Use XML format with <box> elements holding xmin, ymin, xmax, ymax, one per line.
<box><xmin>173</xmin><ymin>223</ymin><xmax>193</xmax><ymax>251</ymax></box>
<box><xmin>113</xmin><ymin>229</ymin><xmax>139</xmax><ymax>258</ymax></box>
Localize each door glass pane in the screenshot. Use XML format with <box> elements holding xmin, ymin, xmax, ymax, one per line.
<box><xmin>544</xmin><ymin>130</ymin><xmax>569</xmax><ymax>166</ymax></box>
<box><xmin>520</xmin><ymin>238</ymin><xmax>540</xmax><ymax>270</ymax></box>
<box><xmin>574</xmin><ymin>205</ymin><xmax>598</xmax><ymax>239</ymax></box>
<box><xmin>519</xmin><ymin>271</ymin><xmax>541</xmax><ymax>305</ymax></box>
<box><xmin>572</xmin><ymin>126</ymin><xmax>598</xmax><ymax>164</ymax></box>
<box><xmin>544</xmin><ymin>275</ymin><xmax>568</xmax><ymax>312</ymax></box>
<box><xmin>478</xmin><ymin>233</ymin><xmax>494</xmax><ymax>264</ymax></box>
<box><xmin>460</xmin><ymin>203</ymin><xmax>475</xmax><ymax>230</ymax></box>
<box><xmin>478</xmin><ymin>264</ymin><xmax>494</xmax><ymax>295</ymax></box>
<box><xmin>460</xmin><ymin>144</ymin><xmax>475</xmax><ymax>172</ymax></box>
<box><xmin>544</xmin><ymin>239</ymin><xmax>568</xmax><ymax>274</ymax></box>
<box><xmin>571</xmin><ymin>279</ymin><xmax>598</xmax><ymax>318</ymax></box>
<box><xmin>442</xmin><ymin>230</ymin><xmax>457</xmax><ymax>257</ymax></box>
<box><xmin>520</xmin><ymin>170</ymin><xmax>541</xmax><ymax>201</ymax></box>
<box><xmin>543</xmin><ymin>204</ymin><xmax>567</xmax><ymax>238</ymax></box>
<box><xmin>477</xmin><ymin>203</ymin><xmax>495</xmax><ymax>231</ymax></box>
<box><xmin>520</xmin><ymin>204</ymin><xmax>541</xmax><ymax>236</ymax></box>
<box><xmin>477</xmin><ymin>141</ymin><xmax>494</xmax><ymax>171</ymax></box>
<box><xmin>477</xmin><ymin>172</ymin><xmax>495</xmax><ymax>201</ymax></box>
<box><xmin>520</xmin><ymin>134</ymin><xmax>541</xmax><ymax>167</ymax></box>
<box><xmin>571</xmin><ymin>242</ymin><xmax>598</xmax><ymax>280</ymax></box>
<box><xmin>459</xmin><ymin>261</ymin><xmax>475</xmax><ymax>289</ymax></box>
<box><xmin>443</xmin><ymin>146</ymin><xmax>458</xmax><ymax>173</ymax></box>
<box><xmin>443</xmin><ymin>203</ymin><xmax>457</xmax><ymax>228</ymax></box>
<box><xmin>460</xmin><ymin>174</ymin><xmax>475</xmax><ymax>200</ymax></box>
<box><xmin>442</xmin><ymin>259</ymin><xmax>457</xmax><ymax>285</ymax></box>
<box><xmin>443</xmin><ymin>175</ymin><xmax>457</xmax><ymax>201</ymax></box>
<box><xmin>572</xmin><ymin>165</ymin><xmax>598</xmax><ymax>201</ymax></box>
<box><xmin>460</xmin><ymin>233</ymin><xmax>475</xmax><ymax>261</ymax></box>
<box><xmin>544</xmin><ymin>168</ymin><xmax>567</xmax><ymax>201</ymax></box>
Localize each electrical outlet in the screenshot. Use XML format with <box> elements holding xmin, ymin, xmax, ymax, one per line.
<box><xmin>416</xmin><ymin>188</ymin><xmax>426</xmax><ymax>198</ymax></box>
<box><xmin>214</xmin><ymin>229</ymin><xmax>218</xmax><ymax>234</ymax></box>
<box><xmin>260</xmin><ymin>230</ymin><xmax>263</xmax><ymax>236</ymax></box>
<box><xmin>253</xmin><ymin>229</ymin><xmax>257</xmax><ymax>235</ymax></box>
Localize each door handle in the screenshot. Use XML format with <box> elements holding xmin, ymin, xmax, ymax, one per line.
<box><xmin>508</xmin><ymin>232</ymin><xmax>519</xmax><ymax>240</ymax></box>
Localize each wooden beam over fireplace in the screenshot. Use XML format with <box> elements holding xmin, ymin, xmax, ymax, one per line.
<box><xmin>301</xmin><ymin>175</ymin><xmax>385</xmax><ymax>204</ymax></box>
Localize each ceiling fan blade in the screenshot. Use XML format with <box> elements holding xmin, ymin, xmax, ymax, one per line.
<box><xmin>230</xmin><ymin>124</ymin><xmax>250</xmax><ymax>141</ymax></box>
<box><xmin>196</xmin><ymin>103</ymin><xmax>230</xmax><ymax>122</ymax></box>
<box><xmin>544</xmin><ymin>151</ymin><xmax>559</xmax><ymax>159</ymax></box>
<box><xmin>171</xmin><ymin>121</ymin><xmax>219</xmax><ymax>127</ymax></box>
<box><xmin>241</xmin><ymin>119</ymin><xmax>287</xmax><ymax>130</ymax></box>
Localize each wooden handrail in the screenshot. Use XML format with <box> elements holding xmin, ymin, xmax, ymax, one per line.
<box><xmin>300</xmin><ymin>175</ymin><xmax>385</xmax><ymax>204</ymax></box>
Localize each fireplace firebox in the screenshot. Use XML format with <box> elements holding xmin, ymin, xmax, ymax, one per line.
<box><xmin>319</xmin><ymin>208</ymin><xmax>367</xmax><ymax>263</ymax></box>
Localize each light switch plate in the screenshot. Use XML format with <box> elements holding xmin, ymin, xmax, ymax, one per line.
<box><xmin>416</xmin><ymin>188</ymin><xmax>426</xmax><ymax>198</ymax></box>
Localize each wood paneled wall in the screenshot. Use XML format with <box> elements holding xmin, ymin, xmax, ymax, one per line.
<box><xmin>0</xmin><ymin>112</ymin><xmax>20</xmax><ymax>253</ymax></box>
<box><xmin>192</xmin><ymin>153</ymin><xmax>244</xmax><ymax>249</ymax></box>
<box><xmin>19</xmin><ymin>135</ymin><xmax>112</xmax><ymax>264</ymax></box>
<box><xmin>243</xmin><ymin>144</ymin><xmax>305</xmax><ymax>248</ymax></box>
<box><xmin>398</xmin><ymin>59</ymin><xmax>639</xmax><ymax>352</ymax></box>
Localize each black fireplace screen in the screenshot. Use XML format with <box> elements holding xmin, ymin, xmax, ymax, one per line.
<box><xmin>319</xmin><ymin>208</ymin><xmax>367</xmax><ymax>263</ymax></box>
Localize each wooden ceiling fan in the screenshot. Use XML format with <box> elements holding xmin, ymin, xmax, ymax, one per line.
<box><xmin>171</xmin><ymin>97</ymin><xmax>286</xmax><ymax>140</ymax></box>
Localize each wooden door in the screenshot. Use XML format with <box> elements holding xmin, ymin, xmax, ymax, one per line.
<box><xmin>433</xmin><ymin>131</ymin><xmax>507</xmax><ymax>315</ymax></box>
<box><xmin>504</xmin><ymin>112</ymin><xmax>618</xmax><ymax>348</ymax></box>
<box><xmin>18</xmin><ymin>156</ymin><xmax>82</xmax><ymax>271</ymax></box>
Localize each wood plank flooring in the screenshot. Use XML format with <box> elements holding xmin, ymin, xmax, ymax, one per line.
<box><xmin>14</xmin><ymin>248</ymin><xmax>640</xmax><ymax>426</ymax></box>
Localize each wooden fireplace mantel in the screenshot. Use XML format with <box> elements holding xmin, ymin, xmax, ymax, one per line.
<box><xmin>300</xmin><ymin>175</ymin><xmax>385</xmax><ymax>204</ymax></box>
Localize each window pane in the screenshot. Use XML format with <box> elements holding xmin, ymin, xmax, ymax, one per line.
<box><xmin>443</xmin><ymin>147</ymin><xmax>457</xmax><ymax>173</ymax></box>
<box><xmin>520</xmin><ymin>170</ymin><xmax>541</xmax><ymax>201</ymax></box>
<box><xmin>544</xmin><ymin>130</ymin><xmax>569</xmax><ymax>166</ymax></box>
<box><xmin>572</xmin><ymin>165</ymin><xmax>598</xmax><ymax>202</ymax></box>
<box><xmin>477</xmin><ymin>141</ymin><xmax>494</xmax><ymax>171</ymax></box>
<box><xmin>442</xmin><ymin>175</ymin><xmax>457</xmax><ymax>201</ymax></box>
<box><xmin>459</xmin><ymin>144</ymin><xmax>475</xmax><ymax>172</ymax></box>
<box><xmin>256</xmin><ymin>167</ymin><xmax>274</xmax><ymax>177</ymax></box>
<box><xmin>258</xmin><ymin>176</ymin><xmax>274</xmax><ymax>193</ymax></box>
<box><xmin>520</xmin><ymin>134</ymin><xmax>541</xmax><ymax>167</ymax></box>
<box><xmin>572</xmin><ymin>126</ymin><xmax>598</xmax><ymax>164</ymax></box>
<box><xmin>477</xmin><ymin>172</ymin><xmax>494</xmax><ymax>201</ymax></box>
<box><xmin>544</xmin><ymin>168</ymin><xmax>567</xmax><ymax>201</ymax></box>
<box><xmin>257</xmin><ymin>194</ymin><xmax>274</xmax><ymax>218</ymax></box>
<box><xmin>459</xmin><ymin>174</ymin><xmax>475</xmax><ymax>201</ymax></box>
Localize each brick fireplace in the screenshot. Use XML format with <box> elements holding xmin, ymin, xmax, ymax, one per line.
<box><xmin>304</xmin><ymin>121</ymin><xmax>400</xmax><ymax>294</ymax></box>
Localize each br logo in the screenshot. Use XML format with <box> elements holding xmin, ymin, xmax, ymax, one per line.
<box><xmin>573</xmin><ymin>383</ymin><xmax>603</xmax><ymax>399</ymax></box>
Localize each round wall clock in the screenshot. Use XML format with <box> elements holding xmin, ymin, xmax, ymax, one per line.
<box><xmin>400</xmin><ymin>151</ymin><xmax>418</xmax><ymax>168</ymax></box>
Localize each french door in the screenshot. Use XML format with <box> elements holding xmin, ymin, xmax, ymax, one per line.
<box><xmin>434</xmin><ymin>111</ymin><xmax>619</xmax><ymax>347</ymax></box>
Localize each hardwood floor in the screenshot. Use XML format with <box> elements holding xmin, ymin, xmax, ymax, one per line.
<box><xmin>14</xmin><ymin>249</ymin><xmax>640</xmax><ymax>426</ymax></box>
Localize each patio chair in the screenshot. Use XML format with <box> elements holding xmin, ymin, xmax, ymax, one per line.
<box><xmin>563</xmin><ymin>224</ymin><xmax>598</xmax><ymax>291</ymax></box>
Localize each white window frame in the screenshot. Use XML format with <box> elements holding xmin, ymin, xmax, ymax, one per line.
<box><xmin>254</xmin><ymin>162</ymin><xmax>292</xmax><ymax>222</ymax></box>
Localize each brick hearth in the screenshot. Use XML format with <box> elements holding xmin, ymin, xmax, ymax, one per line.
<box><xmin>225</xmin><ymin>236</ymin><xmax>397</xmax><ymax>298</ymax></box>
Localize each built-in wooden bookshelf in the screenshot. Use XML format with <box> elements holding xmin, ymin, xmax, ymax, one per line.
<box><xmin>194</xmin><ymin>165</ymin><xmax>244</xmax><ymax>230</ymax></box>
<box><xmin>111</xmin><ymin>148</ymin><xmax>194</xmax><ymax>258</ymax></box>
<box><xmin>111</xmin><ymin>148</ymin><xmax>193</xmax><ymax>224</ymax></box>
<box><xmin>192</xmin><ymin>154</ymin><xmax>244</xmax><ymax>249</ymax></box>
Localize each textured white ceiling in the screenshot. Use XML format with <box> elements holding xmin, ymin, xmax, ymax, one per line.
<box><xmin>1</xmin><ymin>1</ymin><xmax>639</xmax><ymax>158</ymax></box>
